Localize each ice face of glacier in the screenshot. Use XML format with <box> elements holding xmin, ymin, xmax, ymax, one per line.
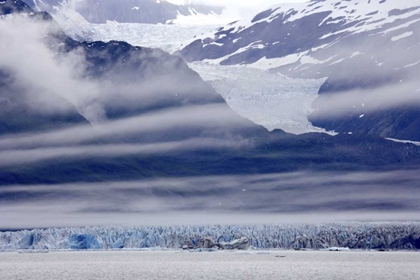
<box><xmin>69</xmin><ymin>234</ymin><xmax>101</xmax><ymax>250</ymax></box>
<box><xmin>1</xmin><ymin>223</ymin><xmax>419</xmax><ymax>251</ymax></box>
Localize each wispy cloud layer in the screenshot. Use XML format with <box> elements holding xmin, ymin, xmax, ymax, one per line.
<box><xmin>312</xmin><ymin>80</ymin><xmax>420</xmax><ymax>118</ymax></box>
<box><xmin>1</xmin><ymin>170</ymin><xmax>419</xmax><ymax>228</ymax></box>
<box><xmin>0</xmin><ymin>137</ymin><xmax>247</xmax><ymax>167</ymax></box>
<box><xmin>0</xmin><ymin>15</ymin><xmax>105</xmax><ymax>121</ymax></box>
<box><xmin>0</xmin><ymin>103</ymin><xmax>253</xmax><ymax>149</ymax></box>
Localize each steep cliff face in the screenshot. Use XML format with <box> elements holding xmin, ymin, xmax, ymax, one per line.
<box><xmin>178</xmin><ymin>0</ymin><xmax>420</xmax><ymax>141</ymax></box>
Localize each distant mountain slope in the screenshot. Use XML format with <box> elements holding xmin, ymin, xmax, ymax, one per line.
<box><xmin>179</xmin><ymin>0</ymin><xmax>420</xmax><ymax>74</ymax></box>
<box><xmin>24</xmin><ymin>0</ymin><xmax>224</xmax><ymax>24</ymax></box>
<box><xmin>179</xmin><ymin>0</ymin><xmax>420</xmax><ymax>141</ymax></box>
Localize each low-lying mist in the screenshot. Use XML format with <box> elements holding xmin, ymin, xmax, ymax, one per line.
<box><xmin>1</xmin><ymin>170</ymin><xmax>419</xmax><ymax>228</ymax></box>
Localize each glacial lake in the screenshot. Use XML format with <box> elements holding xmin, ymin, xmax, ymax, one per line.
<box><xmin>0</xmin><ymin>250</ymin><xmax>419</xmax><ymax>279</ymax></box>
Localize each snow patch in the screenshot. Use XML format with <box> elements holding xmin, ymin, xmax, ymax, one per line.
<box><xmin>249</xmin><ymin>52</ymin><xmax>306</xmax><ymax>70</ymax></box>
<box><xmin>382</xmin><ymin>19</ymin><xmax>420</xmax><ymax>34</ymax></box>
<box><xmin>404</xmin><ymin>60</ymin><xmax>420</xmax><ymax>68</ymax></box>
<box><xmin>386</xmin><ymin>138</ymin><xmax>420</xmax><ymax>146</ymax></box>
<box><xmin>391</xmin><ymin>31</ymin><xmax>414</xmax><ymax>42</ymax></box>
<box><xmin>350</xmin><ymin>51</ymin><xmax>363</xmax><ymax>58</ymax></box>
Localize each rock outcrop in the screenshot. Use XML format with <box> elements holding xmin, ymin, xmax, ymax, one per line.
<box><xmin>219</xmin><ymin>237</ymin><xmax>249</xmax><ymax>250</ymax></box>
<box><xmin>197</xmin><ymin>237</ymin><xmax>217</xmax><ymax>249</ymax></box>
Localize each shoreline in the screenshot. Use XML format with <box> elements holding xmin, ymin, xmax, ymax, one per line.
<box><xmin>1</xmin><ymin>248</ymin><xmax>419</xmax><ymax>254</ymax></box>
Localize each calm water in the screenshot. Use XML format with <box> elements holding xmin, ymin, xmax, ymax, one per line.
<box><xmin>0</xmin><ymin>251</ymin><xmax>419</xmax><ymax>279</ymax></box>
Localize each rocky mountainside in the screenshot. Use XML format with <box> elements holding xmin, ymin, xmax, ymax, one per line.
<box><xmin>179</xmin><ymin>0</ymin><xmax>420</xmax><ymax>141</ymax></box>
<box><xmin>24</xmin><ymin>0</ymin><xmax>224</xmax><ymax>24</ymax></box>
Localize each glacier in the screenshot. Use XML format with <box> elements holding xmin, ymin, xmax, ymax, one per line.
<box><xmin>189</xmin><ymin>62</ymin><xmax>328</xmax><ymax>134</ymax></box>
<box><xmin>1</xmin><ymin>223</ymin><xmax>419</xmax><ymax>251</ymax></box>
<box><xmin>79</xmin><ymin>23</ymin><xmax>218</xmax><ymax>54</ymax></box>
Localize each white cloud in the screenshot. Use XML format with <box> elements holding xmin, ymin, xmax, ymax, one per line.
<box><xmin>0</xmin><ymin>137</ymin><xmax>249</xmax><ymax>167</ymax></box>
<box><xmin>0</xmin><ymin>14</ymin><xmax>105</xmax><ymax>122</ymax></box>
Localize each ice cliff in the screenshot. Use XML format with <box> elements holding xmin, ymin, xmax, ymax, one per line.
<box><xmin>1</xmin><ymin>222</ymin><xmax>419</xmax><ymax>251</ymax></box>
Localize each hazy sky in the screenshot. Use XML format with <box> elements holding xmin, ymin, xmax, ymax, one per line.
<box><xmin>175</xmin><ymin>0</ymin><xmax>308</xmax><ymax>8</ymax></box>
<box><xmin>217</xmin><ymin>0</ymin><xmax>307</xmax><ymax>6</ymax></box>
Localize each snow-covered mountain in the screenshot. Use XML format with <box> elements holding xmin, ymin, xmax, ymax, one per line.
<box><xmin>24</xmin><ymin>0</ymin><xmax>226</xmax><ymax>25</ymax></box>
<box><xmin>180</xmin><ymin>0</ymin><xmax>420</xmax><ymax>74</ymax></box>
<box><xmin>179</xmin><ymin>0</ymin><xmax>420</xmax><ymax>141</ymax></box>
